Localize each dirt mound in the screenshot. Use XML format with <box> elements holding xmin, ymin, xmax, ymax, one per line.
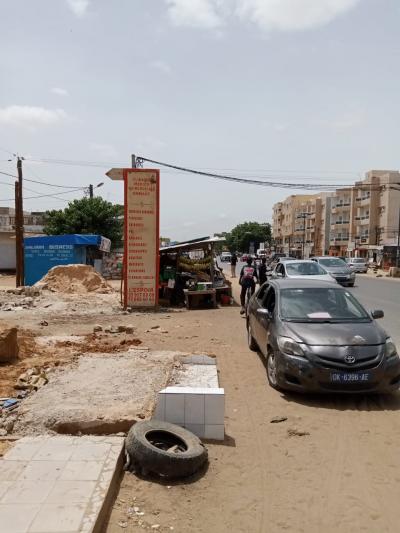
<box><xmin>37</xmin><ymin>264</ymin><xmax>112</xmax><ymax>294</ymax></box>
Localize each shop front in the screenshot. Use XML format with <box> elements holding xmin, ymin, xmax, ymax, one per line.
<box><xmin>159</xmin><ymin>237</ymin><xmax>232</xmax><ymax>309</ymax></box>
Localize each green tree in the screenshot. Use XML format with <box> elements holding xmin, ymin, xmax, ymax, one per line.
<box><xmin>43</xmin><ymin>197</ymin><xmax>123</xmax><ymax>248</ymax></box>
<box><xmin>225</xmin><ymin>222</ymin><xmax>272</xmax><ymax>253</ymax></box>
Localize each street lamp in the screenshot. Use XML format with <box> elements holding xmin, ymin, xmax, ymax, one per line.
<box><xmin>88</xmin><ymin>182</ymin><xmax>104</xmax><ymax>198</ymax></box>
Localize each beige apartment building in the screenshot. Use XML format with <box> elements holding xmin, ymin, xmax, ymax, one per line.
<box><xmin>272</xmin><ymin>170</ymin><xmax>400</xmax><ymax>264</ymax></box>
<box><xmin>272</xmin><ymin>193</ymin><xmax>333</xmax><ymax>257</ymax></box>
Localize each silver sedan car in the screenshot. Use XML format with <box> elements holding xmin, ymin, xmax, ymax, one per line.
<box><xmin>346</xmin><ymin>257</ymin><xmax>368</xmax><ymax>273</ymax></box>
<box><xmin>270</xmin><ymin>260</ymin><xmax>337</xmax><ymax>283</ymax></box>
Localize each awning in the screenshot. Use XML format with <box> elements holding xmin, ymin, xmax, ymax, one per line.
<box><xmin>160</xmin><ymin>236</ymin><xmax>225</xmax><ymax>253</ymax></box>
<box><xmin>24</xmin><ymin>234</ymin><xmax>111</xmax><ymax>252</ymax></box>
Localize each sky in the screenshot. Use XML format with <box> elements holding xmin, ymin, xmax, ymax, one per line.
<box><xmin>0</xmin><ymin>0</ymin><xmax>399</xmax><ymax>241</ymax></box>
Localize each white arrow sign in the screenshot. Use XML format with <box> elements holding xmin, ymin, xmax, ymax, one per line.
<box><xmin>106</xmin><ymin>168</ymin><xmax>124</xmax><ymax>181</ymax></box>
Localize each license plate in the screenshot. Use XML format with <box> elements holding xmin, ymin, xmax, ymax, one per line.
<box><xmin>330</xmin><ymin>372</ymin><xmax>371</xmax><ymax>383</ymax></box>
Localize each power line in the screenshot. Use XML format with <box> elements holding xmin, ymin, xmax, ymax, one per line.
<box><xmin>0</xmin><ymin>169</ymin><xmax>85</xmax><ymax>190</ymax></box>
<box><xmin>136</xmin><ymin>156</ymin><xmax>345</xmax><ymax>190</ymax></box>
<box><xmin>0</xmin><ymin>188</ymin><xmax>85</xmax><ymax>202</ymax></box>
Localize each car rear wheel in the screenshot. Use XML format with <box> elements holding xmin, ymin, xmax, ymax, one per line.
<box><xmin>247</xmin><ymin>321</ymin><xmax>258</xmax><ymax>351</ymax></box>
<box><xmin>266</xmin><ymin>349</ymin><xmax>280</xmax><ymax>390</ymax></box>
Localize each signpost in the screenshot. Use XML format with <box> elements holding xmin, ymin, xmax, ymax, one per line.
<box><xmin>107</xmin><ymin>168</ymin><xmax>160</xmax><ymax>309</ymax></box>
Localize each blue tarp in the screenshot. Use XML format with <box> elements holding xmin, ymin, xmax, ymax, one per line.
<box><xmin>24</xmin><ymin>234</ymin><xmax>103</xmax><ymax>247</ymax></box>
<box><xmin>24</xmin><ymin>234</ymin><xmax>107</xmax><ymax>286</ymax></box>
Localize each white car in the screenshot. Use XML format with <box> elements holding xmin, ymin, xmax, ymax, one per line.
<box><xmin>346</xmin><ymin>257</ymin><xmax>368</xmax><ymax>273</ymax></box>
<box><xmin>270</xmin><ymin>260</ymin><xmax>337</xmax><ymax>283</ymax></box>
<box><xmin>220</xmin><ymin>252</ymin><xmax>232</xmax><ymax>262</ymax></box>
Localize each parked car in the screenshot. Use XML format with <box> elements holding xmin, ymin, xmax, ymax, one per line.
<box><xmin>346</xmin><ymin>257</ymin><xmax>368</xmax><ymax>273</ymax></box>
<box><xmin>246</xmin><ymin>279</ymin><xmax>400</xmax><ymax>393</ymax></box>
<box><xmin>269</xmin><ymin>253</ymin><xmax>287</xmax><ymax>264</ymax></box>
<box><xmin>220</xmin><ymin>252</ymin><xmax>232</xmax><ymax>262</ymax></box>
<box><xmin>311</xmin><ymin>256</ymin><xmax>355</xmax><ymax>287</ymax></box>
<box><xmin>270</xmin><ymin>260</ymin><xmax>337</xmax><ymax>283</ymax></box>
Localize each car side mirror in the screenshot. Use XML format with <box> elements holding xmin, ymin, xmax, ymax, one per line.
<box><xmin>257</xmin><ymin>308</ymin><xmax>272</xmax><ymax>319</ymax></box>
<box><xmin>371</xmin><ymin>309</ymin><xmax>384</xmax><ymax>319</ymax></box>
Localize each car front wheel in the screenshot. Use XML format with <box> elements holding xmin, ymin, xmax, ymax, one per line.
<box><xmin>247</xmin><ymin>321</ymin><xmax>258</xmax><ymax>351</ymax></box>
<box><xmin>266</xmin><ymin>349</ymin><xmax>281</xmax><ymax>390</ymax></box>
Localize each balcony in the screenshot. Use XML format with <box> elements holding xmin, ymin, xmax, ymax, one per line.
<box><xmin>359</xmin><ymin>216</ymin><xmax>370</xmax><ymax>225</ymax></box>
<box><xmin>334</xmin><ymin>202</ymin><xmax>351</xmax><ymax>210</ymax></box>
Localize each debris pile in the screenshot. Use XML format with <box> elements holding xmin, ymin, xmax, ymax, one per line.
<box><xmin>36</xmin><ymin>264</ymin><xmax>112</xmax><ymax>294</ymax></box>
<box><xmin>0</xmin><ymin>328</ymin><xmax>19</xmax><ymax>363</ymax></box>
<box><xmin>15</xmin><ymin>367</ymin><xmax>49</xmax><ymax>392</ymax></box>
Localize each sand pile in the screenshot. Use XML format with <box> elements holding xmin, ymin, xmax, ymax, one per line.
<box><xmin>37</xmin><ymin>264</ymin><xmax>112</xmax><ymax>294</ymax></box>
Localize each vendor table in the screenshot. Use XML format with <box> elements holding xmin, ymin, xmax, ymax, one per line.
<box><xmin>183</xmin><ymin>289</ymin><xmax>217</xmax><ymax>310</ymax></box>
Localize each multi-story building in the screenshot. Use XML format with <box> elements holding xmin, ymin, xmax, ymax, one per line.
<box><xmin>0</xmin><ymin>207</ymin><xmax>44</xmax><ymax>270</ymax></box>
<box><xmin>272</xmin><ymin>169</ymin><xmax>400</xmax><ymax>265</ymax></box>
<box><xmin>273</xmin><ymin>193</ymin><xmax>333</xmax><ymax>257</ymax></box>
<box><xmin>272</xmin><ymin>194</ymin><xmax>318</xmax><ymax>256</ymax></box>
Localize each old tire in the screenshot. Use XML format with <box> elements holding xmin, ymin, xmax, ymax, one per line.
<box><xmin>125</xmin><ymin>420</ymin><xmax>208</xmax><ymax>479</ymax></box>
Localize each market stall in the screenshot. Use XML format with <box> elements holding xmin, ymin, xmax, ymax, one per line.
<box><xmin>159</xmin><ymin>237</ymin><xmax>232</xmax><ymax>309</ymax></box>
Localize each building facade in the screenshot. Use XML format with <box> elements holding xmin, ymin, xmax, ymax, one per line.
<box><xmin>0</xmin><ymin>207</ymin><xmax>44</xmax><ymax>270</ymax></box>
<box><xmin>272</xmin><ymin>170</ymin><xmax>400</xmax><ymax>264</ymax></box>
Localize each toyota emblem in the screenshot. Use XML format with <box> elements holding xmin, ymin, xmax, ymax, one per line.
<box><xmin>344</xmin><ymin>354</ymin><xmax>356</xmax><ymax>364</ymax></box>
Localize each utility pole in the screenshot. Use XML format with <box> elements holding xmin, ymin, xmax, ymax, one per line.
<box><xmin>89</xmin><ymin>184</ymin><xmax>93</xmax><ymax>199</ymax></box>
<box><xmin>131</xmin><ymin>154</ymin><xmax>137</xmax><ymax>168</ymax></box>
<box><xmin>296</xmin><ymin>212</ymin><xmax>310</xmax><ymax>259</ymax></box>
<box><xmin>15</xmin><ymin>157</ymin><xmax>24</xmax><ymax>286</ymax></box>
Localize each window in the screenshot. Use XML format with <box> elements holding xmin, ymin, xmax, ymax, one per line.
<box><xmin>263</xmin><ymin>287</ymin><xmax>276</xmax><ymax>313</ymax></box>
<box><xmin>280</xmin><ymin>288</ymin><xmax>370</xmax><ymax>322</ymax></box>
<box><xmin>256</xmin><ymin>283</ymin><xmax>269</xmax><ymax>301</ymax></box>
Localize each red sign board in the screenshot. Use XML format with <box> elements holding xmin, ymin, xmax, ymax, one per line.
<box><xmin>124</xmin><ymin>169</ymin><xmax>159</xmax><ymax>308</ymax></box>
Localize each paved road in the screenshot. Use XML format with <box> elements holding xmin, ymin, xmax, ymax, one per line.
<box><xmin>351</xmin><ymin>274</ymin><xmax>400</xmax><ymax>345</ymax></box>
<box><xmin>221</xmin><ymin>259</ymin><xmax>400</xmax><ymax>345</ymax></box>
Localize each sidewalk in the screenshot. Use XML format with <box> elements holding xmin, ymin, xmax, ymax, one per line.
<box><xmin>364</xmin><ymin>269</ymin><xmax>400</xmax><ymax>282</ymax></box>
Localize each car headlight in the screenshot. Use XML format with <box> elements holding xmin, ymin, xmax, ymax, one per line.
<box><xmin>277</xmin><ymin>336</ymin><xmax>305</xmax><ymax>357</ymax></box>
<box><xmin>385</xmin><ymin>337</ymin><xmax>398</xmax><ymax>359</ymax></box>
<box><xmin>350</xmin><ymin>272</ymin><xmax>356</xmax><ymax>277</ymax></box>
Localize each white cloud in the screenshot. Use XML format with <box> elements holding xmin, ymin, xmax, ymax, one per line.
<box><xmin>150</xmin><ymin>60</ymin><xmax>172</xmax><ymax>75</ymax></box>
<box><xmin>89</xmin><ymin>142</ymin><xmax>118</xmax><ymax>158</ymax></box>
<box><xmin>66</xmin><ymin>0</ymin><xmax>90</xmax><ymax>18</ymax></box>
<box><xmin>51</xmin><ymin>87</ymin><xmax>69</xmax><ymax>97</ymax></box>
<box><xmin>165</xmin><ymin>0</ymin><xmax>360</xmax><ymax>31</ymax></box>
<box><xmin>236</xmin><ymin>0</ymin><xmax>361</xmax><ymax>31</ymax></box>
<box><xmin>166</xmin><ymin>0</ymin><xmax>223</xmax><ymax>29</ymax></box>
<box><xmin>0</xmin><ymin>105</ymin><xmax>68</xmax><ymax>128</ymax></box>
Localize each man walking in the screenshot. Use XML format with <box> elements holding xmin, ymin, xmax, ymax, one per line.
<box><xmin>230</xmin><ymin>252</ymin><xmax>238</xmax><ymax>278</ymax></box>
<box><xmin>258</xmin><ymin>257</ymin><xmax>268</xmax><ymax>285</ymax></box>
<box><xmin>239</xmin><ymin>257</ymin><xmax>258</xmax><ymax>315</ymax></box>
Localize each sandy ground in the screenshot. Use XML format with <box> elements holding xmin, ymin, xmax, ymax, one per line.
<box><xmin>2</xmin><ymin>279</ymin><xmax>400</xmax><ymax>532</ymax></box>
<box><xmin>105</xmin><ymin>283</ymin><xmax>400</xmax><ymax>533</ymax></box>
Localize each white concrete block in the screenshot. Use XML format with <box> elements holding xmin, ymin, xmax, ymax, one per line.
<box><xmin>184</xmin><ymin>423</ymin><xmax>205</xmax><ymax>439</ymax></box>
<box><xmin>0</xmin><ymin>503</ymin><xmax>40</xmax><ymax>533</ymax></box>
<box><xmin>153</xmin><ymin>392</ymin><xmax>166</xmax><ymax>420</ymax></box>
<box><xmin>204</xmin><ymin>424</ymin><xmax>225</xmax><ymax>440</ymax></box>
<box><xmin>165</xmin><ymin>393</ymin><xmax>185</xmax><ymax>424</ymax></box>
<box><xmin>29</xmin><ymin>502</ymin><xmax>87</xmax><ymax>533</ymax></box>
<box><xmin>184</xmin><ymin>394</ymin><xmax>205</xmax><ymax>424</ymax></box>
<box><xmin>1</xmin><ymin>480</ymin><xmax>54</xmax><ymax>505</ymax></box>
<box><xmin>204</xmin><ymin>393</ymin><xmax>225</xmax><ymax>425</ymax></box>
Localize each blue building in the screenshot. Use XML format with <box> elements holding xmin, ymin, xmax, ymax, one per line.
<box><xmin>24</xmin><ymin>234</ymin><xmax>111</xmax><ymax>286</ymax></box>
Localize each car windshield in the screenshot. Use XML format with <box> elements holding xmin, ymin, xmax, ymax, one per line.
<box><xmin>286</xmin><ymin>262</ymin><xmax>327</xmax><ymax>276</ymax></box>
<box><xmin>319</xmin><ymin>258</ymin><xmax>347</xmax><ymax>268</ymax></box>
<box><xmin>280</xmin><ymin>287</ymin><xmax>371</xmax><ymax>322</ymax></box>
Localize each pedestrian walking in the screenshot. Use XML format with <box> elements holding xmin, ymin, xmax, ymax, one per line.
<box><xmin>258</xmin><ymin>257</ymin><xmax>268</xmax><ymax>285</ymax></box>
<box><xmin>230</xmin><ymin>252</ymin><xmax>238</xmax><ymax>277</ymax></box>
